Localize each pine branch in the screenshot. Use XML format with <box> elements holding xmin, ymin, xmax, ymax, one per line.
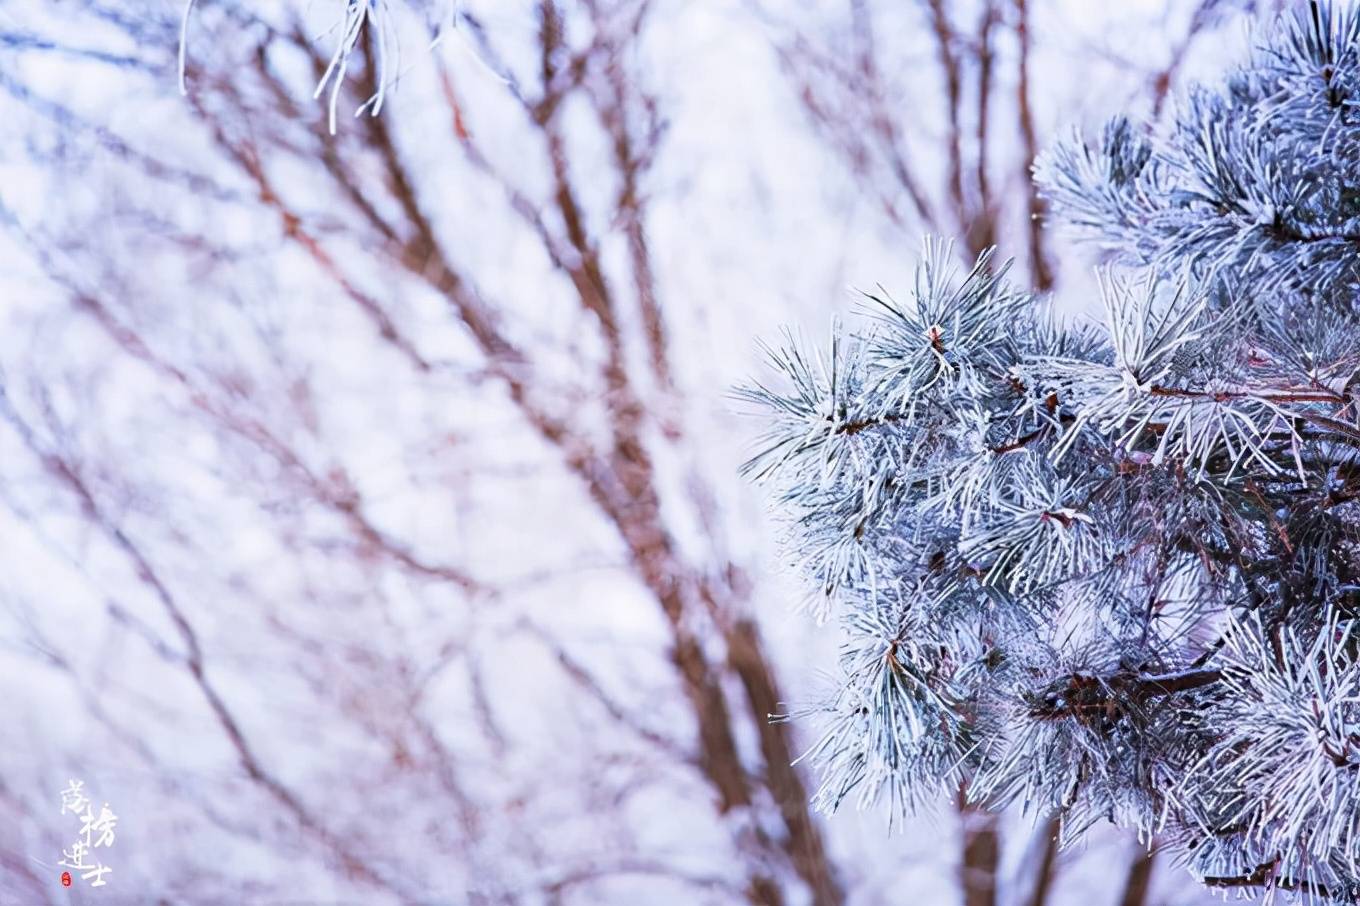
<box><xmin>1202</xmin><ymin>861</ymin><xmax>1338</xmax><ymax>900</ymax></box>
<box><xmin>1028</xmin><ymin>669</ymin><xmax>1223</xmax><ymax>720</ymax></box>
<box><xmin>751</xmin><ymin>5</ymin><xmax>1360</xmax><ymax>902</ymax></box>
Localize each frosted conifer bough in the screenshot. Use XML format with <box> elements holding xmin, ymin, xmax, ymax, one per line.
<box><xmin>178</xmin><ymin>0</ymin><xmax>461</xmax><ymax>133</ymax></box>
<box><xmin>745</xmin><ymin>2</ymin><xmax>1360</xmax><ymax>902</ymax></box>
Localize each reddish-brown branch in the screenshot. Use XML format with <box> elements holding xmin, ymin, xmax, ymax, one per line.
<box><xmin>848</xmin><ymin>0</ymin><xmax>938</xmax><ymax>229</ymax></box>
<box><xmin>1030</xmin><ymin>668</ymin><xmax>1223</xmax><ymax>719</ymax></box>
<box><xmin>60</xmin><ymin>275</ymin><xmax>487</xmax><ymax>597</ymax></box>
<box><xmin>1147</xmin><ymin>383</ymin><xmax>1345</xmax><ymax>405</ymax></box>
<box><xmin>724</xmin><ymin>615</ymin><xmax>844</xmax><ymax>906</ymax></box>
<box><xmin>520</xmin><ymin>619</ymin><xmax>694</xmax><ymax>763</ymax></box>
<box><xmin>190</xmin><ymin>85</ymin><xmax>432</xmax><ymax>373</ymax></box>
<box><xmin>0</xmin><ymin>391</ymin><xmax>404</xmax><ymax>898</ymax></box>
<box><xmin>1023</xmin><ymin>816</ymin><xmax>1061</xmax><ymax>906</ymax></box>
<box><xmin>835</xmin><ymin>412</ymin><xmax>909</xmax><ymax>436</ymax></box>
<box><xmin>1203</xmin><ymin>860</ymin><xmax>1336</xmax><ymax>899</ymax></box>
<box><xmin>959</xmin><ymin>792</ymin><xmax>1000</xmax><ymax>906</ymax></box>
<box><xmin>1149</xmin><ymin>1</ymin><xmax>1223</xmax><ymax>119</ymax></box>
<box><xmin>588</xmin><ymin>3</ymin><xmax>675</xmax><ymax>397</ymax></box>
<box><xmin>926</xmin><ymin>0</ymin><xmax>966</xmax><ymax>237</ymax></box>
<box><xmin>1117</xmin><ymin>849</ymin><xmax>1156</xmax><ymax>906</ymax></box>
<box><xmin>1144</xmin><ymin>382</ymin><xmax>1360</xmax><ymax>442</ymax></box>
<box><xmin>1014</xmin><ymin>0</ymin><xmax>1053</xmax><ymax>290</ymax></box>
<box><xmin>970</xmin><ymin>1</ymin><xmax>999</xmax><ymax>258</ymax></box>
<box><xmin>342</xmin><ymin>17</ymin><xmax>830</xmax><ymax>903</ymax></box>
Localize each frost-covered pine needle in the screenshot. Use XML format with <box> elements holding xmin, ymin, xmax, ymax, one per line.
<box><xmin>745</xmin><ymin>3</ymin><xmax>1360</xmax><ymax>901</ymax></box>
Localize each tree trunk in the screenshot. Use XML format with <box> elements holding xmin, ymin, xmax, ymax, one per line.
<box><xmin>1118</xmin><ymin>849</ymin><xmax>1156</xmax><ymax>906</ymax></box>
<box><xmin>726</xmin><ymin>616</ymin><xmax>844</xmax><ymax>906</ymax></box>
<box><xmin>958</xmin><ymin>796</ymin><xmax>999</xmax><ymax>906</ymax></box>
<box><xmin>1024</xmin><ymin>816</ymin><xmax>1061</xmax><ymax>906</ymax></box>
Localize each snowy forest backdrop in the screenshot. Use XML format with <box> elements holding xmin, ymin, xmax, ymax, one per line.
<box><xmin>0</xmin><ymin>1</ymin><xmax>1290</xmax><ymax>904</ymax></box>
